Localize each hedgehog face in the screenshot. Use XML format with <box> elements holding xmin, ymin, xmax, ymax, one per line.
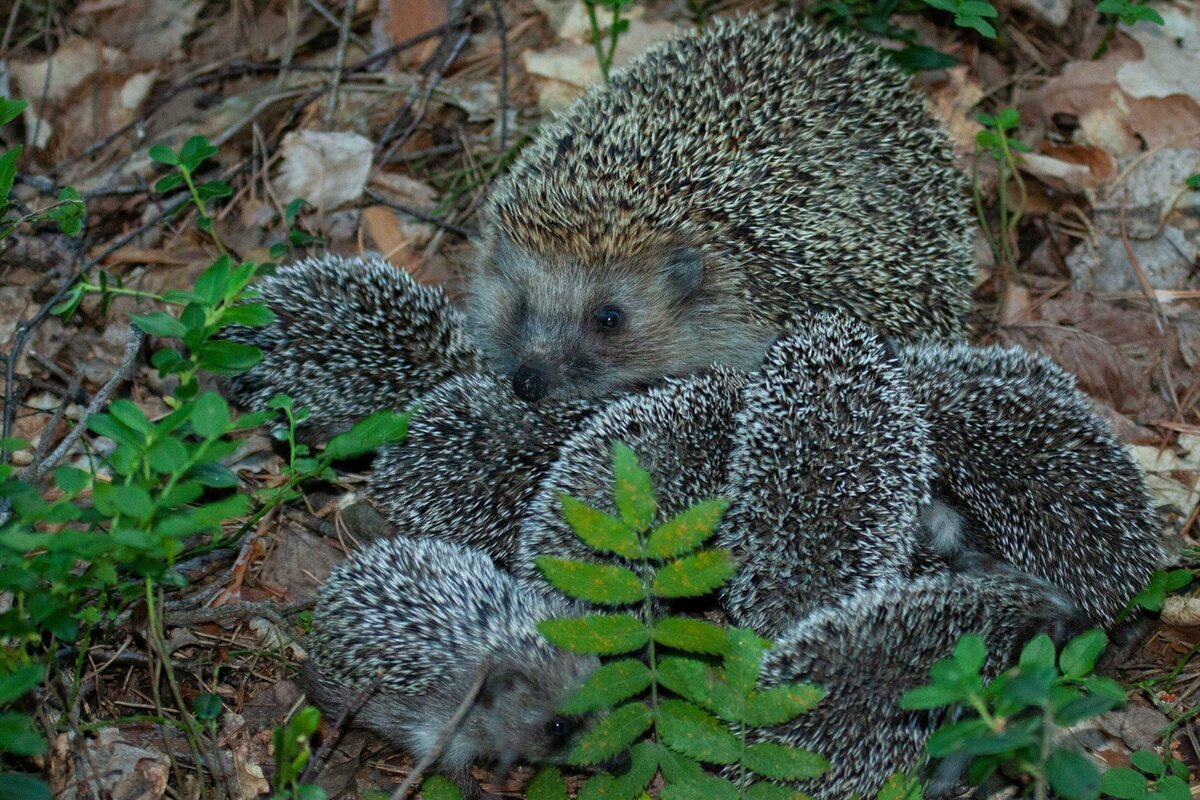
<box><xmin>471</xmin><ymin>651</ymin><xmax>599</xmax><ymax>773</ymax></box>
<box><xmin>470</xmin><ymin>236</ymin><xmax>766</xmax><ymax>401</ymax></box>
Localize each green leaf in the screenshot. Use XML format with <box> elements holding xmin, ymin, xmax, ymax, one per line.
<box><xmin>1060</xmin><ymin>629</ymin><xmax>1107</xmax><ymax>679</ymax></box>
<box><xmin>538</xmin><ymin>614</ymin><xmax>649</xmax><ymax>655</ymax></box>
<box><xmin>724</xmin><ymin>627</ymin><xmax>768</xmax><ymax>695</ymax></box>
<box><xmin>148</xmin><ymin>144</ymin><xmax>180</xmax><ymax>165</ymax></box>
<box><xmin>536</xmin><ymin>558</ymin><xmax>645</xmax><ymax>605</ymax></box>
<box><xmin>420</xmin><ymin>775</ymin><xmax>464</xmax><ymax>800</ymax></box>
<box><xmin>180</xmin><ymin>135</ymin><xmax>217</xmax><ymax>166</ymax></box>
<box><xmin>561</xmin><ymin>659</ymin><xmax>651</xmax><ymax>715</ymax></box>
<box><xmin>652</xmin><ymin>550</ymin><xmax>736</xmax><ymax>598</ymax></box>
<box><xmin>743</xmin><ymin>783</ymin><xmax>812</xmax><ymax>800</ymax></box>
<box><xmin>53</xmin><ymin>466</ymin><xmax>89</xmax><ymax>494</ymax></box>
<box><xmin>874</xmin><ymin>771</ymin><xmax>923</xmax><ymax>800</ymax></box>
<box><xmin>953</xmin><ymin>633</ymin><xmax>987</xmax><ymax>674</ymax></box>
<box><xmin>108</xmin><ymin>398</ymin><xmax>153</xmax><ymax>434</ymax></box>
<box><xmin>608</xmin><ymin>740</ymin><xmax>659</xmax><ymax>799</ymax></box>
<box><xmin>890</xmin><ymin>45</ymin><xmax>957</xmax><ymax>72</ymax></box>
<box><xmin>220</xmin><ymin>303</ymin><xmax>275</xmax><ymax>328</ymax></box>
<box><xmin>569</xmin><ymin>702</ymin><xmax>653</xmax><ymax>766</ymax></box>
<box><xmin>0</xmin><ymin>774</ymin><xmax>51</xmax><ymax>800</ymax></box>
<box><xmin>0</xmin><ymin>712</ymin><xmax>47</xmax><ymax>756</ymax></box>
<box><xmin>661</xmin><ymin>776</ymin><xmax>740</xmax><ymax>800</ymax></box>
<box><xmin>0</xmin><ymin>665</ymin><xmax>44</xmax><ymax>705</ymax></box>
<box><xmin>130</xmin><ymin>311</ymin><xmax>187</xmax><ymax>338</ymax></box>
<box><xmin>195</xmin><ymin>255</ymin><xmax>232</xmax><ymax>304</ymax></box>
<box><xmin>900</xmin><ymin>684</ymin><xmax>962</xmax><ymax>710</ymax></box>
<box><xmin>1187</xmin><ymin>173</ymin><xmax>1200</xmax><ymax>191</ymax></box>
<box><xmin>147</xmin><ymin>438</ymin><xmax>189</xmax><ymax>474</ymax></box>
<box><xmin>658</xmin><ymin>699</ymin><xmax>740</xmax><ymax>764</ymax></box>
<box><xmin>645</xmin><ymin>499</ymin><xmax>729</xmax><ymax>559</ymax></box>
<box><xmin>653</xmin><ymin>617</ymin><xmax>728</xmax><ymax>655</ymax></box>
<box><xmin>192</xmin><ymin>391</ymin><xmax>231</xmax><ymax>437</ymax></box>
<box><xmin>1019</xmin><ymin>631</ymin><xmax>1056</xmax><ymax>671</ymax></box>
<box><xmin>611</xmin><ymin>442</ymin><xmax>656</xmax><ymax>531</ymax></box>
<box><xmin>1129</xmin><ymin>750</ymin><xmax>1164</xmax><ymax>776</ymax></box>
<box><xmin>113</xmin><ymin>485</ymin><xmax>153</xmax><ymax>519</ymax></box>
<box><xmin>657</xmin><ymin>741</ymin><xmax>704</xmax><ymax>784</ymax></box>
<box><xmin>197</xmin><ymin>180</ymin><xmax>232</xmax><ymax>199</ymax></box>
<box><xmin>1046</xmin><ymin>749</ymin><xmax>1101</xmax><ymax>800</ymax></box>
<box><xmin>193</xmin><ymin>693</ymin><xmax>223</xmax><ymax>721</ymax></box>
<box><xmin>958</xmin><ymin>14</ymin><xmax>997</xmax><ymax>38</ymax></box>
<box><xmin>0</xmin><ymin>98</ymin><xmax>28</xmax><ymax>126</ymax></box>
<box><xmin>1157</xmin><ymin>776</ymin><xmax>1191</xmax><ymax>800</ymax></box>
<box><xmin>742</xmin><ymin>742</ymin><xmax>829</xmax><ymax>781</ymax></box>
<box><xmin>195</xmin><ymin>340</ymin><xmax>263</xmax><ymax>374</ymax></box>
<box><xmin>324</xmin><ymin>410</ymin><xmax>409</xmax><ymax>459</ymax></box>
<box><xmin>744</xmin><ymin>683</ymin><xmax>827</xmax><ymax>726</ymax></box>
<box><xmin>560</xmin><ymin>494</ymin><xmax>641</xmax><ymax>558</ymax></box>
<box><xmin>526</xmin><ymin>767</ymin><xmax>568</xmax><ymax>800</ymax></box>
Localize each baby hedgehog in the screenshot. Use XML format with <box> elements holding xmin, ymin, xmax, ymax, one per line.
<box><xmin>471</xmin><ymin>15</ymin><xmax>972</xmax><ymax>402</ymax></box>
<box><xmin>370</xmin><ymin>372</ymin><xmax>596</xmax><ymax>566</ymax></box>
<box><xmin>899</xmin><ymin>340</ymin><xmax>1163</xmax><ymax>627</ymax></box>
<box><xmin>303</xmin><ymin>536</ymin><xmax>598</xmax><ymax>800</ymax></box>
<box><xmin>717</xmin><ymin>312</ymin><xmax>935</xmax><ymax>639</ymax></box>
<box><xmin>225</xmin><ymin>256</ymin><xmax>479</xmax><ymax>440</ymax></box>
<box><xmin>512</xmin><ymin>367</ymin><xmax>746</xmax><ymax>589</ymax></box>
<box><xmin>753</xmin><ymin>572</ymin><xmax>1082</xmax><ymax>800</ymax></box>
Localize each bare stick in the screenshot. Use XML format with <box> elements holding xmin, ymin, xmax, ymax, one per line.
<box><xmin>298</xmin><ymin>673</ymin><xmax>386</xmax><ymax>785</ymax></box>
<box><xmin>485</xmin><ymin>0</ymin><xmax>509</xmax><ymax>154</ymax></box>
<box><xmin>363</xmin><ymin>188</ymin><xmax>475</xmax><ymax>238</ymax></box>
<box><xmin>18</xmin><ymin>325</ymin><xmax>143</xmax><ymax>484</ymax></box>
<box><xmin>324</xmin><ymin>0</ymin><xmax>358</xmax><ymax>126</ymax></box>
<box><xmin>390</xmin><ymin>666</ymin><xmax>488</xmax><ymax>800</ymax></box>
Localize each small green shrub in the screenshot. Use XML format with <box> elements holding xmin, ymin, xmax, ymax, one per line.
<box><xmin>903</xmin><ymin>629</ymin><xmax>1128</xmax><ymax>799</ymax></box>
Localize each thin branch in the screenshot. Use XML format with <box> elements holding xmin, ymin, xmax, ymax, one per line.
<box><xmin>485</xmin><ymin>0</ymin><xmax>509</xmax><ymax>154</ymax></box>
<box><xmin>363</xmin><ymin>188</ymin><xmax>475</xmax><ymax>238</ymax></box>
<box><xmin>298</xmin><ymin>674</ymin><xmax>386</xmax><ymax>785</ymax></box>
<box><xmin>17</xmin><ymin>325</ymin><xmax>143</xmax><ymax>484</ymax></box>
<box><xmin>323</xmin><ymin>0</ymin><xmax>358</xmax><ymax>126</ymax></box>
<box><xmin>390</xmin><ymin>665</ymin><xmax>488</xmax><ymax>800</ymax></box>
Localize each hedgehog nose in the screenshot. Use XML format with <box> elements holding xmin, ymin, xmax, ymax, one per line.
<box><xmin>513</xmin><ymin>364</ymin><xmax>549</xmax><ymax>402</ymax></box>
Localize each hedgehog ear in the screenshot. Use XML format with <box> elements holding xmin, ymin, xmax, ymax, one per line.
<box><xmin>661</xmin><ymin>246</ymin><xmax>704</xmax><ymax>301</ymax></box>
<box><xmin>479</xmin><ymin>666</ymin><xmax>523</xmax><ymax>708</ymax></box>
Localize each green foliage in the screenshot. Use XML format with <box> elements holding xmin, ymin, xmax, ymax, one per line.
<box><xmin>0</xmin><ymin>136</ymin><xmax>407</xmax><ymax>793</ymax></box>
<box><xmin>1096</xmin><ymin>0</ymin><xmax>1164</xmax><ymax>26</ymax></box>
<box><xmin>0</xmin><ymin>97</ymin><xmax>85</xmax><ymax>241</ymax></box>
<box><xmin>805</xmin><ymin>1</ymin><xmax>959</xmax><ymax>72</ymax></box>
<box><xmin>902</xmin><ymin>630</ymin><xmax>1128</xmax><ymax>799</ymax></box>
<box><xmin>973</xmin><ymin>107</ymin><xmax>1029</xmax><ymax>277</ymax></box>
<box><xmin>272</xmin><ymin>707</ymin><xmax>327</xmax><ymax>800</ymax></box>
<box><xmin>922</xmin><ymin>0</ymin><xmax>999</xmax><ymax>38</ymax></box>
<box><xmin>1100</xmin><ymin>750</ymin><xmax>1191</xmax><ymax>800</ymax></box>
<box><xmin>536</xmin><ymin>443</ymin><xmax>825</xmax><ymax>798</ymax></box>
<box><xmin>149</xmin><ymin>135</ymin><xmax>232</xmax><ymax>243</ymax></box>
<box><xmin>1128</xmin><ymin>568</ymin><xmax>1194</xmax><ymax>614</ymax></box>
<box><xmin>582</xmin><ymin>0</ymin><xmax>634</xmax><ymax>83</ymax></box>
<box><xmin>1186</xmin><ymin>173</ymin><xmax>1200</xmax><ymax>191</ymax></box>
<box><xmin>269</xmin><ymin>198</ymin><xmax>325</xmax><ymax>261</ymax></box>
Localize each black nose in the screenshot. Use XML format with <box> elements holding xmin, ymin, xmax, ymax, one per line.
<box><xmin>512</xmin><ymin>364</ymin><xmax>548</xmax><ymax>402</ymax></box>
<box><xmin>598</xmin><ymin>748</ymin><xmax>632</xmax><ymax>776</ymax></box>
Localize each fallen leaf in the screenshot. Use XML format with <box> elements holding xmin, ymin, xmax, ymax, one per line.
<box><xmin>273</xmin><ymin>131</ymin><xmax>375</xmax><ymax>211</ymax></box>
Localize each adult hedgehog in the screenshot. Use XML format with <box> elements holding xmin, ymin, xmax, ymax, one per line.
<box><xmin>471</xmin><ymin>16</ymin><xmax>972</xmax><ymax>402</ymax></box>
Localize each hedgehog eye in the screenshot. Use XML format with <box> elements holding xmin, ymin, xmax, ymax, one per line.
<box><xmin>593</xmin><ymin>306</ymin><xmax>624</xmax><ymax>333</ymax></box>
<box><xmin>545</xmin><ymin>715</ymin><xmax>576</xmax><ymax>742</ymax></box>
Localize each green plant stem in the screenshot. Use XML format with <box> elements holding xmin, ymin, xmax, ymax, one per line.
<box><xmin>607</xmin><ymin>1</ymin><xmax>621</xmax><ymax>74</ymax></box>
<box><xmin>1093</xmin><ymin>18</ymin><xmax>1117</xmax><ymax>59</ymax></box>
<box><xmin>0</xmin><ymin>197</ymin><xmax>80</xmax><ymax>240</ymax></box>
<box><xmin>1034</xmin><ymin>700</ymin><xmax>1054</xmax><ymax>800</ymax></box>
<box><xmin>179</xmin><ymin>167</ymin><xmax>227</xmax><ymax>255</ymax></box>
<box><xmin>971</xmin><ymin>152</ymin><xmax>1003</xmax><ymax>269</ymax></box>
<box><xmin>144</xmin><ymin>578</ymin><xmax>209</xmax><ymax>798</ymax></box>
<box><xmin>584</xmin><ymin>1</ymin><xmax>609</xmax><ymax>83</ymax></box>
<box><xmin>78</xmin><ymin>283</ymin><xmax>167</xmax><ymax>303</ymax></box>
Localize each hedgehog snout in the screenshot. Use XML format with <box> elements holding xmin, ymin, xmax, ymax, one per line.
<box><xmin>513</xmin><ymin>363</ymin><xmax>550</xmax><ymax>402</ymax></box>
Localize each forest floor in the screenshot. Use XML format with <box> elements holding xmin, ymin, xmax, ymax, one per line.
<box><xmin>0</xmin><ymin>0</ymin><xmax>1198</xmax><ymax>797</ymax></box>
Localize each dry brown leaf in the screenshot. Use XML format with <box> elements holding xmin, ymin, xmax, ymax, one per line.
<box><xmin>381</xmin><ymin>0</ymin><xmax>448</xmax><ymax>67</ymax></box>
<box><xmin>92</xmin><ymin>0</ymin><xmax>203</xmax><ymax>61</ymax></box>
<box><xmin>926</xmin><ymin>64</ymin><xmax>985</xmax><ymax>163</ymax></box>
<box><xmin>273</xmin><ymin>131</ymin><xmax>374</xmax><ymax>211</ymax></box>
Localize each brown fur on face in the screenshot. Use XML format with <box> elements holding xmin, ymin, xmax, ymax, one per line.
<box><xmin>468</xmin><ymin>233</ymin><xmax>772</xmax><ymax>400</ymax></box>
